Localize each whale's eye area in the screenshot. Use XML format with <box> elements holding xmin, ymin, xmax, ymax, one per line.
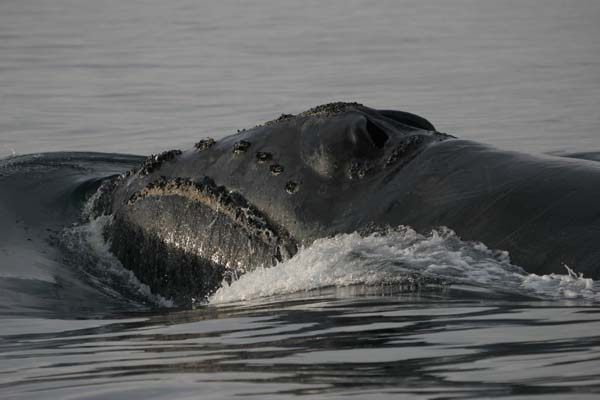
<box><xmin>366</xmin><ymin>119</ymin><xmax>388</xmax><ymax>149</ymax></box>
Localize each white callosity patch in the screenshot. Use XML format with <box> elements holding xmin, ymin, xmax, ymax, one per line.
<box><xmin>210</xmin><ymin>227</ymin><xmax>600</xmax><ymax>304</ymax></box>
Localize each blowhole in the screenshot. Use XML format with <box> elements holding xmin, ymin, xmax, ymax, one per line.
<box><xmin>366</xmin><ymin>119</ymin><xmax>389</xmax><ymax>149</ymax></box>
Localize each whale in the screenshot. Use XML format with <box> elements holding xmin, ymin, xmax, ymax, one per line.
<box><xmin>87</xmin><ymin>102</ymin><xmax>600</xmax><ymax>304</ymax></box>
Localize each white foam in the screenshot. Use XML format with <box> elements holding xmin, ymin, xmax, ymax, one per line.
<box><xmin>521</xmin><ymin>265</ymin><xmax>599</xmax><ymax>300</ymax></box>
<box><xmin>210</xmin><ymin>227</ymin><xmax>600</xmax><ymax>304</ymax></box>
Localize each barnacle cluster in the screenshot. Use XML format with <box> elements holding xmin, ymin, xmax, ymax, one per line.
<box><xmin>139</xmin><ymin>149</ymin><xmax>182</xmax><ymax>176</ymax></box>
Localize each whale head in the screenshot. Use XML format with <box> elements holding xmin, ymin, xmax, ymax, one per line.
<box><xmin>97</xmin><ymin>103</ymin><xmax>450</xmax><ymax>304</ymax></box>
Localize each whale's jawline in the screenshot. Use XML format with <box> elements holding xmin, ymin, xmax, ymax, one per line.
<box><xmin>105</xmin><ymin>176</ymin><xmax>298</xmax><ymax>304</ymax></box>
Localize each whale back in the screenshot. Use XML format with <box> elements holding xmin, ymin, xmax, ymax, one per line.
<box><xmin>378</xmin><ymin>139</ymin><xmax>600</xmax><ymax>279</ymax></box>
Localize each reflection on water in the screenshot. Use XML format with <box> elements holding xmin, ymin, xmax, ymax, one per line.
<box><xmin>2</xmin><ymin>289</ymin><xmax>600</xmax><ymax>399</ymax></box>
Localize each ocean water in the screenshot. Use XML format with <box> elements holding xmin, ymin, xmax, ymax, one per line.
<box><xmin>1</xmin><ymin>0</ymin><xmax>600</xmax><ymax>399</ymax></box>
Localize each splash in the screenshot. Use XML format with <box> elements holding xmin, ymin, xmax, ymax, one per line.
<box><xmin>0</xmin><ymin>146</ymin><xmax>17</xmax><ymax>159</ymax></box>
<box><xmin>521</xmin><ymin>265</ymin><xmax>598</xmax><ymax>300</ymax></box>
<box><xmin>210</xmin><ymin>227</ymin><xmax>600</xmax><ymax>304</ymax></box>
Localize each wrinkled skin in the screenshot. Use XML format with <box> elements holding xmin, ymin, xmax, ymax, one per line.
<box><xmin>96</xmin><ymin>102</ymin><xmax>600</xmax><ymax>304</ymax></box>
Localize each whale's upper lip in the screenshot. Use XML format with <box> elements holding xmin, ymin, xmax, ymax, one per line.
<box><xmin>111</xmin><ymin>102</ymin><xmax>453</xmax><ymax>214</ymax></box>
<box><xmin>129</xmin><ymin>103</ymin><xmax>453</xmax><ymax>190</ymax></box>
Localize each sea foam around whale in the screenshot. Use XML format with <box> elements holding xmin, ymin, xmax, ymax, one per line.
<box><xmin>210</xmin><ymin>227</ymin><xmax>600</xmax><ymax>304</ymax></box>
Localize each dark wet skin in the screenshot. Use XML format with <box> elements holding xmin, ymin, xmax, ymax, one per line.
<box><xmin>99</xmin><ymin>102</ymin><xmax>600</xmax><ymax>303</ymax></box>
<box><xmin>110</xmin><ymin>103</ymin><xmax>447</xmax><ymax>240</ymax></box>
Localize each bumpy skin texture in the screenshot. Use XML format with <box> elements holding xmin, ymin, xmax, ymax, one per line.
<box><xmin>98</xmin><ymin>102</ymin><xmax>600</xmax><ymax>304</ymax></box>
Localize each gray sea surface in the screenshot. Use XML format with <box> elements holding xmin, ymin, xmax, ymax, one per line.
<box><xmin>1</xmin><ymin>1</ymin><xmax>600</xmax><ymax>399</ymax></box>
<box><xmin>1</xmin><ymin>0</ymin><xmax>599</xmax><ymax>157</ymax></box>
